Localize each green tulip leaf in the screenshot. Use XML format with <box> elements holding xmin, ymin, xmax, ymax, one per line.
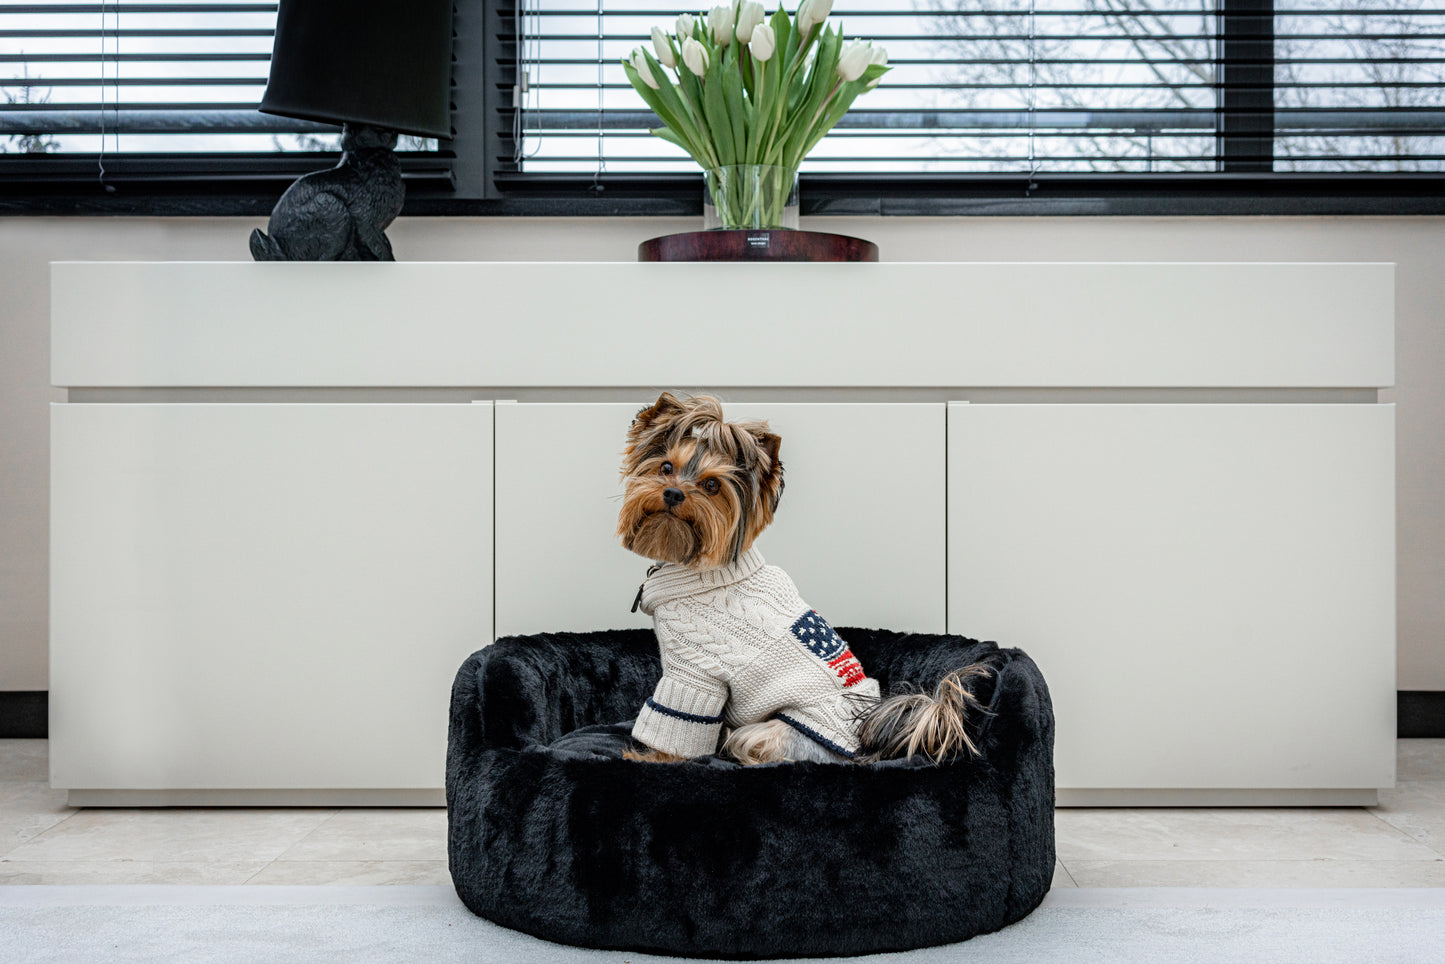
<box><xmin>791</xmin><ymin>13</ymin><xmax>822</xmax><ymax>73</ymax></box>
<box><xmin>649</xmin><ymin>53</ymin><xmax>719</xmax><ymax>168</ymax></box>
<box><xmin>802</xmin><ymin>85</ymin><xmax>859</xmax><ymax>158</ymax></box>
<box><xmin>784</xmin><ymin>28</ymin><xmax>841</xmax><ymax>167</ymax></box>
<box><xmin>651</xmin><ymin>126</ymin><xmax>691</xmax><ymax>152</ymax></box>
<box><xmin>860</xmin><ymin>63</ymin><xmax>890</xmax><ymax>86</ymax></box>
<box><xmin>742</xmin><ymin>83</ymin><xmax>761</xmax><ymax>160</ymax></box>
<box><xmin>747</xmin><ymin>58</ymin><xmax>767</xmax><ymax>154</ymax></box>
<box><xmin>782</xmin><ymin>10</ymin><xmax>800</xmax><ymax>71</ymax></box>
<box><xmin>703</xmin><ymin>52</ymin><xmax>736</xmax><ymax>167</ymax></box>
<box><xmin>677</xmin><ymin>68</ymin><xmax>715</xmax><ymax>159</ymax></box>
<box><xmin>770</xmin><ymin>7</ymin><xmax>792</xmax><ymax>68</ymax></box>
<box><xmin>620</xmin><ymin>9</ymin><xmax>890</xmax><ymax>174</ymax></box>
<box><xmin>721</xmin><ymin>47</ymin><xmax>748</xmax><ymax>164</ymax></box>
<box><xmin>621</xmin><ymin>60</ymin><xmax>677</xmax><ymax>131</ymax></box>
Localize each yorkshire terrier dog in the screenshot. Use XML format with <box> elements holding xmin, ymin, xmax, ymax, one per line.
<box><xmin>618</xmin><ymin>391</ymin><xmax>990</xmax><ymax>765</ymax></box>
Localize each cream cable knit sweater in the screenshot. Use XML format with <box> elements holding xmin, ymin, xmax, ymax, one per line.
<box><xmin>632</xmin><ymin>548</ymin><xmax>881</xmax><ymax>759</ymax></box>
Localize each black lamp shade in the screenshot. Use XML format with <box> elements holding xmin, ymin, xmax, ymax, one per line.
<box><xmin>259</xmin><ymin>0</ymin><xmax>453</xmax><ymax>140</ymax></box>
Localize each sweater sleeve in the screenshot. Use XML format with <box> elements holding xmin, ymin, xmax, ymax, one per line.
<box><xmin>631</xmin><ymin>672</ymin><xmax>729</xmax><ymax>758</ymax></box>
<box><xmin>631</xmin><ymin>610</ymin><xmax>730</xmax><ymax>758</ymax></box>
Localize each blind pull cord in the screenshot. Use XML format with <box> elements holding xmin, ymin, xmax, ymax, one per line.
<box><xmin>97</xmin><ymin>0</ymin><xmax>115</xmax><ymax>191</ymax></box>
<box><xmin>590</xmin><ymin>0</ymin><xmax>606</xmax><ymax>194</ymax></box>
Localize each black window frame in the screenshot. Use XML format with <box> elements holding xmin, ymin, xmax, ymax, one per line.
<box><xmin>3</xmin><ymin>0</ymin><xmax>1444</xmax><ymax>217</ymax></box>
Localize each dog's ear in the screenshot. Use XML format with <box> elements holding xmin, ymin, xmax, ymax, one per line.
<box><xmin>623</xmin><ymin>392</ymin><xmax>687</xmax><ymax>472</ymax></box>
<box><xmin>632</xmin><ymin>392</ymin><xmax>686</xmax><ymax>432</ymax></box>
<box><xmin>733</xmin><ymin>427</ymin><xmax>785</xmax><ymax>557</ymax></box>
<box><xmin>752</xmin><ymin>430</ymin><xmax>784</xmax><ymax>513</ymax></box>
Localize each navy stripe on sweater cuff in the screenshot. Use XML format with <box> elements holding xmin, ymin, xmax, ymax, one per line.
<box><xmin>644</xmin><ymin>698</ymin><xmax>725</xmax><ymax>726</ymax></box>
<box><xmin>776</xmin><ymin>714</ymin><xmax>856</xmax><ymax>759</ymax></box>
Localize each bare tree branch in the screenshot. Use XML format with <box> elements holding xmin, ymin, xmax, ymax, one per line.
<box><xmin>920</xmin><ymin>0</ymin><xmax>1443</xmax><ymax>173</ymax></box>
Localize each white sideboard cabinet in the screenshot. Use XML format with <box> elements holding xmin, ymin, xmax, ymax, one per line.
<box><xmin>50</xmin><ymin>403</ymin><xmax>494</xmax><ymax>805</ymax></box>
<box><xmin>50</xmin><ymin>261</ymin><xmax>1395</xmax><ymax>806</ymax></box>
<box><xmin>950</xmin><ymin>403</ymin><xmax>1395</xmax><ymax>803</ymax></box>
<box><xmin>494</xmin><ymin>402</ymin><xmax>946</xmax><ymax>639</ymax></box>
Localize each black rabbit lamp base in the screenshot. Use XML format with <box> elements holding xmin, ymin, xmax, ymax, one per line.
<box><xmin>250</xmin><ymin>124</ymin><xmax>404</xmax><ymax>262</ymax></box>
<box><xmin>252</xmin><ymin>0</ymin><xmax>453</xmax><ymax>262</ymax></box>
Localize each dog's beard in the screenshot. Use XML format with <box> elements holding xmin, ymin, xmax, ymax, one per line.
<box><xmin>626</xmin><ymin>511</ymin><xmax>699</xmax><ymax>565</ymax></box>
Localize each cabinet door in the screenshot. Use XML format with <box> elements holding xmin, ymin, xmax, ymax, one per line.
<box><xmin>495</xmin><ymin>402</ymin><xmax>945</xmax><ymax>638</ymax></box>
<box><xmin>50</xmin><ymin>403</ymin><xmax>493</xmax><ymax>791</ymax></box>
<box><xmin>948</xmin><ymin>403</ymin><xmax>1395</xmax><ymax>792</ymax></box>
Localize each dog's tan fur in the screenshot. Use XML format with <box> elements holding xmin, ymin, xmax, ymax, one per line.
<box><xmin>723</xmin><ymin>720</ymin><xmax>841</xmax><ymax>765</ymax></box>
<box><xmin>619</xmin><ymin>392</ymin><xmax>989</xmax><ymax>766</ymax></box>
<box><xmin>854</xmin><ymin>666</ymin><xmax>992</xmax><ymax>763</ymax></box>
<box><xmin>616</xmin><ymin>393</ymin><xmax>783</xmax><ymax>570</ymax></box>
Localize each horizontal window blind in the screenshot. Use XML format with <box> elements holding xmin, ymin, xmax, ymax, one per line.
<box><xmin>1276</xmin><ymin>3</ymin><xmax>1445</xmax><ymax>171</ymax></box>
<box><xmin>4</xmin><ymin>0</ymin><xmax>1440</xmax><ymax>206</ymax></box>
<box><xmin>0</xmin><ymin>1</ymin><xmax>438</xmax><ymax>156</ymax></box>
<box><xmin>500</xmin><ymin>0</ymin><xmax>1445</xmax><ymax>175</ymax></box>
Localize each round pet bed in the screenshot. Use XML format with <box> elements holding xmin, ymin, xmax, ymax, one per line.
<box><xmin>446</xmin><ymin>628</ymin><xmax>1055</xmax><ymax>959</ymax></box>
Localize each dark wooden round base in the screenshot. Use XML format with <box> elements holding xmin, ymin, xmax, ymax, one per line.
<box><xmin>638</xmin><ymin>229</ymin><xmax>878</xmax><ymax>262</ymax></box>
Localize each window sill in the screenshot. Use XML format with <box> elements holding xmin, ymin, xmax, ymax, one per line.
<box><xmin>3</xmin><ymin>173</ymin><xmax>1443</xmax><ymax>218</ymax></box>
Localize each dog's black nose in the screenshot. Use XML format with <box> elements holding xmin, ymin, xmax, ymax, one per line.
<box><xmin>663</xmin><ymin>487</ymin><xmax>685</xmax><ymax>507</ymax></box>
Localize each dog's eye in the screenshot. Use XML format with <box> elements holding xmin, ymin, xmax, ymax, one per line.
<box><xmin>659</xmin><ymin>461</ymin><xmax>674</xmax><ymax>476</ymax></box>
<box><xmin>703</xmin><ymin>478</ymin><xmax>721</xmax><ymax>495</ymax></box>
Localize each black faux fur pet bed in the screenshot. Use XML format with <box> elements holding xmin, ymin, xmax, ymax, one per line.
<box><xmin>446</xmin><ymin>628</ymin><xmax>1055</xmax><ymax>959</ymax></box>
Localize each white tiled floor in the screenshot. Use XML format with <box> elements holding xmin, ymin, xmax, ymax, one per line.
<box><xmin>2</xmin><ymin>738</ymin><xmax>1443</xmax><ymax>888</ymax></box>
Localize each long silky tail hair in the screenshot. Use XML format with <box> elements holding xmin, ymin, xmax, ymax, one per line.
<box><xmin>855</xmin><ymin>664</ymin><xmax>994</xmax><ymax>764</ymax></box>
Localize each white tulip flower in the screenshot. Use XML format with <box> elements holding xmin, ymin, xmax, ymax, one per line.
<box><xmin>748</xmin><ymin>22</ymin><xmax>776</xmax><ymax>61</ymax></box>
<box><xmin>631</xmin><ymin>48</ymin><xmax>660</xmax><ymax>89</ymax></box>
<box><xmin>708</xmin><ymin>5</ymin><xmax>735</xmax><ymax>45</ymax></box>
<box><xmin>836</xmin><ymin>40</ymin><xmax>871</xmax><ymax>82</ymax></box>
<box><xmin>735</xmin><ymin>2</ymin><xmax>765</xmax><ymax>44</ymax></box>
<box><xmin>681</xmin><ymin>36</ymin><xmax>711</xmax><ymax>75</ymax></box>
<box><xmin>676</xmin><ymin>13</ymin><xmax>696</xmax><ymax>39</ymax></box>
<box><xmin>651</xmin><ymin>26</ymin><xmax>676</xmax><ymax>68</ymax></box>
<box><xmin>864</xmin><ymin>45</ymin><xmax>888</xmax><ymax>87</ymax></box>
<box><xmin>797</xmin><ymin>0</ymin><xmax>833</xmax><ymax>32</ymax></box>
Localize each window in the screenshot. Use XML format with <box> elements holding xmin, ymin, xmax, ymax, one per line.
<box><xmin>0</xmin><ymin>0</ymin><xmax>455</xmax><ymax>210</ymax></box>
<box><xmin>3</xmin><ymin>0</ymin><xmax>1443</xmax><ymax>214</ymax></box>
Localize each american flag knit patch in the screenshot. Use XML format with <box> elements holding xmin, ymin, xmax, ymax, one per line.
<box><xmin>789</xmin><ymin>610</ymin><xmax>867</xmax><ymax>688</ymax></box>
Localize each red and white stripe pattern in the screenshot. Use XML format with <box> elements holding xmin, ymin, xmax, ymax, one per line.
<box><xmin>791</xmin><ymin>610</ymin><xmax>868</xmax><ymax>688</ymax></box>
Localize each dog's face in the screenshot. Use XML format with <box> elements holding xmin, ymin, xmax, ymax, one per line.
<box><xmin>617</xmin><ymin>393</ymin><xmax>784</xmax><ymax>569</ymax></box>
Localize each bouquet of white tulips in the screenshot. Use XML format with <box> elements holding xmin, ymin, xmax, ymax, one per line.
<box><xmin>623</xmin><ymin>0</ymin><xmax>889</xmax><ymax>229</ymax></box>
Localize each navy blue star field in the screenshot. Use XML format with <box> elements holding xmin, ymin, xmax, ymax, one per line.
<box><xmin>790</xmin><ymin>610</ymin><xmax>869</xmax><ymax>688</ymax></box>
<box><xmin>790</xmin><ymin>610</ymin><xmax>846</xmax><ymax>660</ymax></box>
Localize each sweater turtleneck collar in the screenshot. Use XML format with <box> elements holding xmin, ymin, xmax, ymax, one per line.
<box><xmin>639</xmin><ymin>547</ymin><xmax>767</xmax><ymax>614</ymax></box>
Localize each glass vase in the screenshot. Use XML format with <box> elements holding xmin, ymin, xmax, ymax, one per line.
<box><xmin>703</xmin><ymin>165</ymin><xmax>800</xmax><ymax>230</ymax></box>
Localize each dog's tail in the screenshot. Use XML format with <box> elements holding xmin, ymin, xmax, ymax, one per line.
<box><xmin>855</xmin><ymin>664</ymin><xmax>993</xmax><ymax>764</ymax></box>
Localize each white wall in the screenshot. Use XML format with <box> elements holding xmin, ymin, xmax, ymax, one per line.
<box><xmin>2</xmin><ymin>214</ymin><xmax>1441</xmax><ymax>691</ymax></box>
